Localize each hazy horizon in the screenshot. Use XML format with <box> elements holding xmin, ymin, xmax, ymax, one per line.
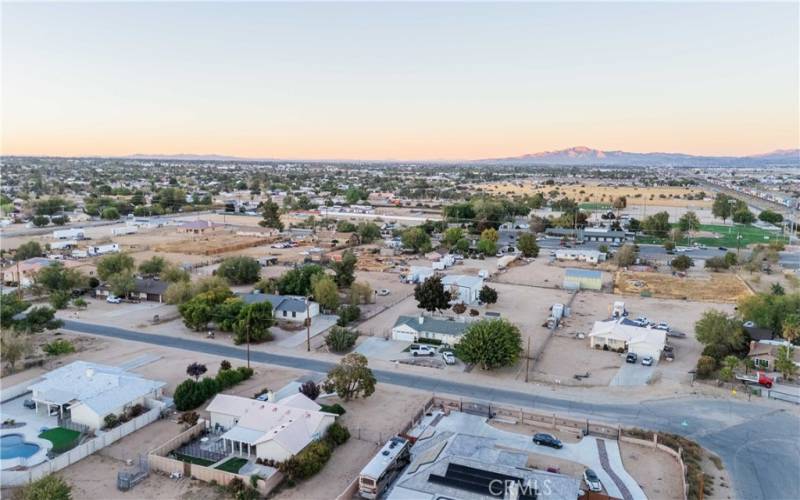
<box><xmin>2</xmin><ymin>2</ymin><xmax>798</xmax><ymax>160</ymax></box>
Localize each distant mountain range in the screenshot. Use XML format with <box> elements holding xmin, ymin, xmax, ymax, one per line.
<box><xmin>121</xmin><ymin>147</ymin><xmax>799</xmax><ymax>167</ymax></box>
<box><xmin>478</xmin><ymin>146</ymin><xmax>800</xmax><ymax>167</ymax></box>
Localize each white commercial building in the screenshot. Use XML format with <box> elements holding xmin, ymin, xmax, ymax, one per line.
<box><xmin>27</xmin><ymin>361</ymin><xmax>165</xmax><ymax>430</ymax></box>
<box><xmin>206</xmin><ymin>393</ymin><xmax>336</xmax><ymax>461</ymax></box>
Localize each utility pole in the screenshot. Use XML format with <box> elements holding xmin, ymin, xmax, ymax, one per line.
<box><xmin>525</xmin><ymin>337</ymin><xmax>531</xmax><ymax>383</ymax></box>
<box><xmin>306</xmin><ymin>296</ymin><xmax>311</xmax><ymax>352</ymax></box>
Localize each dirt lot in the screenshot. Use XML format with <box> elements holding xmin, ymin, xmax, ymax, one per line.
<box><xmin>620</xmin><ymin>441</ymin><xmax>684</xmax><ymax>500</ymax></box>
<box><xmin>615</xmin><ymin>271</ymin><xmax>752</xmax><ymax>303</ymax></box>
<box><xmin>549</xmin><ymin>292</ymin><xmax>737</xmax><ymax>386</ymax></box>
<box><xmin>481</xmin><ymin>182</ymin><xmax>711</xmax><ymax>208</ymax></box>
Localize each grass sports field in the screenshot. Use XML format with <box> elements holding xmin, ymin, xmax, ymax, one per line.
<box><xmin>636</xmin><ymin>223</ymin><xmax>787</xmax><ymax>248</ymax></box>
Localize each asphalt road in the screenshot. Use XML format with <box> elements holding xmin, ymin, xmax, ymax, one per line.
<box><xmin>62</xmin><ymin>319</ymin><xmax>799</xmax><ymax>500</ymax></box>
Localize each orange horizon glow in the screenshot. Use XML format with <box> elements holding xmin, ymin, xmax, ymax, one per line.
<box><xmin>2</xmin><ymin>2</ymin><xmax>798</xmax><ymax>161</ymax></box>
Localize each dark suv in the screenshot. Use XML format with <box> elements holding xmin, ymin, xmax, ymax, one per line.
<box><xmin>625</xmin><ymin>352</ymin><xmax>638</xmax><ymax>363</ymax></box>
<box><xmin>532</xmin><ymin>433</ymin><xmax>563</xmax><ymax>449</ymax></box>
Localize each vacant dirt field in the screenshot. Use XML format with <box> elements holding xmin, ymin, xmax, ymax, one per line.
<box><xmin>620</xmin><ymin>440</ymin><xmax>684</xmax><ymax>500</ymax></box>
<box><xmin>614</xmin><ymin>271</ymin><xmax>752</xmax><ymax>303</ymax></box>
<box><xmin>480</xmin><ymin>182</ymin><xmax>711</xmax><ymax>208</ymax></box>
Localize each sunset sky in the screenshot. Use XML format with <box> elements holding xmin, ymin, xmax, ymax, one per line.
<box><xmin>2</xmin><ymin>2</ymin><xmax>798</xmax><ymax>160</ymax></box>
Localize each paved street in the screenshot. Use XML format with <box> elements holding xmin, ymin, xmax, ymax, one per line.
<box><xmin>62</xmin><ymin>319</ymin><xmax>800</xmax><ymax>500</ymax></box>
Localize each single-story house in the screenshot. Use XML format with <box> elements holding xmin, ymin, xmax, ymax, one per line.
<box><xmin>554</xmin><ymin>249</ymin><xmax>606</xmax><ymax>264</ymax></box>
<box><xmin>239</xmin><ymin>292</ymin><xmax>320</xmax><ymax>322</ymax></box>
<box><xmin>441</xmin><ymin>275</ymin><xmax>484</xmax><ymax>305</ymax></box>
<box><xmin>588</xmin><ymin>318</ymin><xmax>666</xmax><ymax>359</ymax></box>
<box><xmin>391</xmin><ymin>315</ymin><xmax>470</xmax><ymax>345</ymax></box>
<box><xmin>747</xmin><ymin>340</ymin><xmax>800</xmax><ymax>371</ymax></box>
<box><xmin>206</xmin><ymin>393</ymin><xmax>336</xmax><ymax>461</ymax></box>
<box><xmin>96</xmin><ymin>277</ymin><xmax>169</xmax><ymax>302</ymax></box>
<box><xmin>744</xmin><ymin>325</ymin><xmax>775</xmax><ymax>342</ymax></box>
<box><xmin>563</xmin><ymin>268</ymin><xmax>603</xmax><ymax>290</ymax></box>
<box><xmin>27</xmin><ymin>361</ymin><xmax>165</xmax><ymax>430</ymax></box>
<box><xmin>177</xmin><ymin>220</ymin><xmax>221</xmax><ymax>234</ymax></box>
<box><xmin>2</xmin><ymin>258</ymin><xmax>88</xmax><ymax>288</ymax></box>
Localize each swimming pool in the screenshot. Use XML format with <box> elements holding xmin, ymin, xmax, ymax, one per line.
<box><xmin>0</xmin><ymin>434</ymin><xmax>40</xmax><ymax>459</ymax></box>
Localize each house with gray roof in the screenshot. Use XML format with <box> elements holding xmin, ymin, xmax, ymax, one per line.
<box><xmin>238</xmin><ymin>292</ymin><xmax>320</xmax><ymax>323</ymax></box>
<box><xmin>391</xmin><ymin>315</ymin><xmax>471</xmax><ymax>345</ymax></box>
<box><xmin>27</xmin><ymin>361</ymin><xmax>166</xmax><ymax>430</ymax></box>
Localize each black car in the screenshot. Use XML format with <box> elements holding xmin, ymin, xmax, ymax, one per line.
<box><xmin>532</xmin><ymin>433</ymin><xmax>563</xmax><ymax>449</ymax></box>
<box><xmin>718</xmin><ymin>246</ymin><xmax>728</xmax><ymax>251</ymax></box>
<box><xmin>625</xmin><ymin>352</ymin><xmax>638</xmax><ymax>363</ymax></box>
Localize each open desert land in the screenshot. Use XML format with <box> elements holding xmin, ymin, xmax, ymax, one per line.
<box><xmin>614</xmin><ymin>270</ymin><xmax>753</xmax><ymax>303</ymax></box>
<box><xmin>479</xmin><ymin>181</ymin><xmax>712</xmax><ymax>208</ymax></box>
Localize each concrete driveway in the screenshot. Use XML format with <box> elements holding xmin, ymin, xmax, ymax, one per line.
<box><xmin>432</xmin><ymin>412</ymin><xmax>646</xmax><ymax>500</ymax></box>
<box><xmin>610</xmin><ymin>361</ymin><xmax>657</xmax><ymax>386</ymax></box>
<box><xmin>275</xmin><ymin>314</ymin><xmax>337</xmax><ymax>348</ymax></box>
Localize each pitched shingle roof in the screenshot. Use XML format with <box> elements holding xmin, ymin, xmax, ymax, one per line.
<box><xmin>393</xmin><ymin>315</ymin><xmax>470</xmax><ymax>337</ymax></box>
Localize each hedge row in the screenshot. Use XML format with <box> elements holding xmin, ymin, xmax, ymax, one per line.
<box><xmin>174</xmin><ymin>366</ymin><xmax>254</xmax><ymax>411</ymax></box>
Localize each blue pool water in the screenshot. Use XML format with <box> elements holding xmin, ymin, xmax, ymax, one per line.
<box><xmin>0</xmin><ymin>434</ymin><xmax>40</xmax><ymax>459</ymax></box>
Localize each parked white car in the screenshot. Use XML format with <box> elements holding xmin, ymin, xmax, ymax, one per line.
<box><xmin>106</xmin><ymin>295</ymin><xmax>122</xmax><ymax>304</ymax></box>
<box><xmin>441</xmin><ymin>351</ymin><xmax>456</xmax><ymax>365</ymax></box>
<box><xmin>654</xmin><ymin>322</ymin><xmax>671</xmax><ymax>332</ymax></box>
<box><xmin>583</xmin><ymin>469</ymin><xmax>603</xmax><ymax>492</ymax></box>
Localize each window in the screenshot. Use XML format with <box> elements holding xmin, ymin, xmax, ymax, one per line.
<box><xmin>283</xmin><ymin>310</ymin><xmax>287</xmax><ymax>317</ymax></box>
<box><xmin>755</xmin><ymin>358</ymin><xmax>769</xmax><ymax>368</ymax></box>
<box><xmin>292</xmin><ymin>311</ymin><xmax>296</xmax><ymax>318</ymax></box>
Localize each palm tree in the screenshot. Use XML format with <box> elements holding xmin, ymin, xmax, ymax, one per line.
<box><xmin>774</xmin><ymin>345</ymin><xmax>797</xmax><ymax>380</ymax></box>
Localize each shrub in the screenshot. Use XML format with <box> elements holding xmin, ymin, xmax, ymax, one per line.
<box><xmin>299</xmin><ymin>381</ymin><xmax>320</xmax><ymax>400</ymax></box>
<box><xmin>104</xmin><ymin>413</ymin><xmax>119</xmax><ymax>429</ymax></box>
<box><xmin>324</xmin><ymin>422</ymin><xmax>350</xmax><ymax>446</ymax></box>
<box><xmin>220</xmin><ymin>360</ymin><xmax>232</xmax><ymax>371</ymax></box>
<box><xmin>325</xmin><ymin>326</ymin><xmax>358</xmax><ymax>353</ymax></box>
<box><xmin>178</xmin><ymin>411</ymin><xmax>200</xmax><ymax>427</ymax></box>
<box><xmin>17</xmin><ymin>475</ymin><xmax>72</xmax><ymax>500</ymax></box>
<box><xmin>469</xmin><ymin>309</ymin><xmax>479</xmax><ymax>316</ymax></box>
<box><xmin>216</xmin><ymin>256</ymin><xmax>261</xmax><ymax>285</ymax></box>
<box><xmin>336</xmin><ymin>304</ymin><xmax>361</xmax><ymax>326</ymax></box>
<box><xmin>319</xmin><ymin>403</ymin><xmax>346</xmax><ymax>415</ymax></box>
<box><xmin>696</xmin><ymin>355</ymin><xmax>717</xmax><ymax>379</ymax></box>
<box><xmin>43</xmin><ymin>339</ymin><xmax>75</xmax><ymax>356</ymax></box>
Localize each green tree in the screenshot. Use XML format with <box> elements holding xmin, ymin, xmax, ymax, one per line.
<box><xmin>695</xmin><ymin>309</ymin><xmax>745</xmax><ymax>360</ymax></box>
<box><xmin>642</xmin><ymin>211</ymin><xmax>670</xmax><ymax>237</ymax></box>
<box><xmin>108</xmin><ymin>271</ymin><xmax>137</xmax><ymax>298</ymax></box>
<box><xmin>782</xmin><ymin>314</ymin><xmax>800</xmax><ymax>343</ymax></box>
<box><xmin>612</xmin><ymin>196</ymin><xmax>627</xmax><ymax>216</ymax></box>
<box><xmin>233</xmin><ymin>301</ymin><xmax>274</xmax><ymax>344</ymax></box>
<box><xmin>217</xmin><ymin>256</ymin><xmax>261</xmax><ymax>285</ymax></box>
<box><xmin>695</xmin><ymin>355</ymin><xmax>717</xmax><ymax>379</ymax></box>
<box><xmin>663</xmin><ymin>241</ymin><xmax>676</xmax><ymax>253</ymax></box>
<box><xmin>97</xmin><ymin>253</ymin><xmax>135</xmax><ymax>281</ymax></box>
<box><xmin>758</xmin><ymin>210</ymin><xmax>784</xmax><ymax>225</ymax></box>
<box><xmin>712</xmin><ymin>193</ymin><xmax>733</xmax><ymax>223</ymax></box>
<box><xmin>138</xmin><ymin>256</ymin><xmax>167</xmax><ymax>277</ymax></box>
<box><xmin>323</xmin><ymin>353</ymin><xmax>376</xmax><ymax>401</ymax></box>
<box><xmin>312</xmin><ymin>274</ymin><xmax>340</xmax><ymax>312</ymax></box>
<box><xmin>414</xmin><ymin>276</ymin><xmax>451</xmax><ymax>313</ymax></box>
<box><xmin>258</xmin><ymin>198</ymin><xmax>284</xmax><ymax>231</ymax></box>
<box><xmin>213</xmin><ymin>298</ymin><xmax>246</xmax><ymax>331</ymax></box>
<box><xmin>480</xmin><ymin>227</ymin><xmax>499</xmax><ymax>243</ymax></box>
<box><xmin>678</xmin><ymin>211</ymin><xmax>701</xmax><ymax>235</ymax></box>
<box><xmin>331</xmin><ymin>251</ymin><xmax>357</xmax><ymax>288</ymax></box>
<box><xmin>356</xmin><ymin>222</ymin><xmax>381</xmax><ymax>243</ymax></box>
<box><xmin>344</xmin><ymin>187</ymin><xmax>367</xmax><ymax>204</ymax></box>
<box><xmin>517</xmin><ymin>233</ymin><xmax>539</xmax><ymax>258</ymax></box>
<box><xmin>443</xmin><ymin>227</ymin><xmax>464</xmax><ymax>247</ymax></box>
<box><xmin>17</xmin><ymin>474</ymin><xmax>72</xmax><ymax>500</ymax></box>
<box><xmin>325</xmin><ymin>326</ymin><xmax>358</xmax><ymax>353</ymax></box>
<box><xmin>33</xmin><ymin>261</ymin><xmax>86</xmax><ymax>297</ymax></box>
<box><xmin>732</xmin><ymin>208</ymin><xmax>755</xmax><ymax>224</ymax></box>
<box><xmin>670</xmin><ymin>254</ymin><xmax>693</xmax><ymax>271</ymax></box>
<box><xmin>456</xmin><ymin>319</ymin><xmax>522</xmax><ymax>370</ymax></box>
<box><xmin>401</xmin><ymin>227</ymin><xmax>431</xmax><ymax>253</ymax></box>
<box><xmin>161</xmin><ymin>264</ymin><xmax>191</xmax><ymax>283</ymax></box>
<box><xmin>336</xmin><ymin>220</ymin><xmax>357</xmax><ymax>232</ymax></box>
<box><xmin>32</xmin><ymin>215</ymin><xmax>49</xmax><ymax>227</ymax></box>
<box><xmin>724</xmin><ymin>252</ymin><xmax>738</xmax><ymax>267</ymax></box>
<box><xmin>453</xmin><ymin>238</ymin><xmax>471</xmax><ymax>254</ymax></box>
<box><xmin>774</xmin><ymin>345</ymin><xmax>797</xmax><ymax>380</ymax></box>
<box><xmin>704</xmin><ymin>256</ymin><xmax>729</xmax><ymax>271</ymax></box>
<box><xmin>478</xmin><ymin>285</ymin><xmax>498</xmax><ymax>306</ymax></box>
<box><xmin>476</xmin><ymin>238</ymin><xmax>496</xmax><ymax>256</ymax></box>
<box><xmin>101</xmin><ymin>207</ymin><xmax>120</xmax><ymax>220</ymax></box>
<box><xmin>277</xmin><ymin>265</ymin><xmax>325</xmax><ymax>295</ymax></box>
<box><xmin>15</xmin><ymin>241</ymin><xmax>43</xmax><ymax>261</ymax></box>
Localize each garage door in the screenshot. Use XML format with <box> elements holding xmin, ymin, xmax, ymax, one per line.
<box><xmin>392</xmin><ymin>330</ymin><xmax>416</xmax><ymax>342</ymax></box>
